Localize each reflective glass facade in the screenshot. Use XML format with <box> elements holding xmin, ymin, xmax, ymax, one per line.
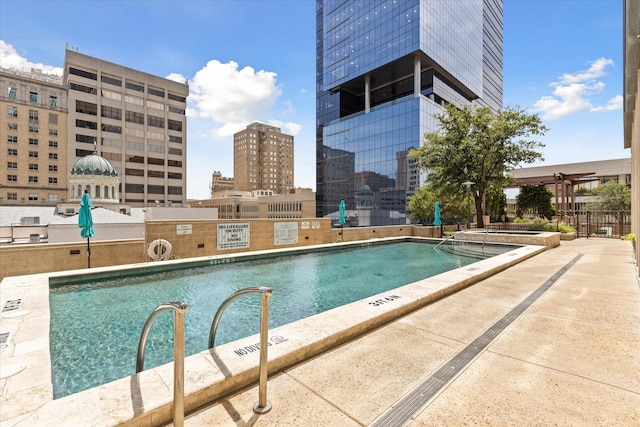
<box><xmin>316</xmin><ymin>0</ymin><xmax>503</xmax><ymax>225</ymax></box>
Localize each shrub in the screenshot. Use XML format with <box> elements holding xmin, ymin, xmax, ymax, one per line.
<box><xmin>622</xmin><ymin>233</ymin><xmax>636</xmax><ymax>242</ymax></box>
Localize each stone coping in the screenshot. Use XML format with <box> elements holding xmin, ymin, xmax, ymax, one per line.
<box><xmin>0</xmin><ymin>238</ymin><xmax>546</xmax><ymax>426</ymax></box>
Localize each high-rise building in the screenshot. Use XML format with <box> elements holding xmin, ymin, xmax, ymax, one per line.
<box><xmin>64</xmin><ymin>49</ymin><xmax>189</xmax><ymax>207</ymax></box>
<box><xmin>316</xmin><ymin>0</ymin><xmax>503</xmax><ymax>225</ymax></box>
<box><xmin>210</xmin><ymin>170</ymin><xmax>234</xmax><ymax>196</ymax></box>
<box><xmin>233</xmin><ymin>122</ymin><xmax>294</xmax><ymax>193</ymax></box>
<box><xmin>0</xmin><ymin>68</ymin><xmax>68</xmax><ymax>205</ymax></box>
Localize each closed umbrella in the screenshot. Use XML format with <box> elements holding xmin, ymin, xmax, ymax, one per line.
<box><xmin>339</xmin><ymin>199</ymin><xmax>346</xmax><ymax>225</ymax></box>
<box><xmin>434</xmin><ymin>202</ymin><xmax>442</xmax><ymax>226</ymax></box>
<box><xmin>78</xmin><ymin>190</ymin><xmax>95</xmax><ymax>268</ymax></box>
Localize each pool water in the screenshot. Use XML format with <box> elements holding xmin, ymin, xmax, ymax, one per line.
<box><xmin>49</xmin><ymin>241</ymin><xmax>514</xmax><ymax>398</ymax></box>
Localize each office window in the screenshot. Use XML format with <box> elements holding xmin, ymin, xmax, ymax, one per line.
<box><xmin>7</xmin><ymin>175</ymin><xmax>17</xmax><ymax>182</ymax></box>
<box><xmin>168</xmin><ymin>119</ymin><xmax>182</xmax><ymax>131</ymax></box>
<box><xmin>101</xmin><ymin>89</ymin><xmax>121</xmax><ymax>101</ymax></box>
<box><xmin>49</xmin><ymin>140</ymin><xmax>58</xmax><ymax>148</ymax></box>
<box><xmin>49</xmin><ymin>177</ymin><xmax>58</xmax><ymax>184</ymax></box>
<box><xmin>49</xmin><ymin>165</ymin><xmax>58</xmax><ymax>172</ymax></box>
<box><xmin>148</xmin><ymin>144</ymin><xmax>164</xmax><ymax>153</ymax></box>
<box><xmin>29</xmin><ymin>125</ymin><xmax>38</xmax><ymax>133</ymax></box>
<box><xmin>29</xmin><ymin>138</ymin><xmax>38</xmax><ymax>146</ymax></box>
<box><xmin>76</xmin><ymin>134</ymin><xmax>97</xmax><ymax>144</ymax></box>
<box><xmin>28</xmin><ymin>151</ymin><xmax>38</xmax><ymax>158</ymax></box>
<box><xmin>101</xmin><ymin>124</ymin><xmax>122</xmax><ymax>134</ymax></box>
<box><xmin>168</xmin><ymin>147</ymin><xmax>182</xmax><ymax>155</ymax></box>
<box><xmin>126</xmin><ymin>81</ymin><xmax>144</xmax><ymax>92</ymax></box>
<box><xmin>70</xmin><ymin>82</ymin><xmax>97</xmax><ymax>94</ymax></box>
<box><xmin>8</xmin><ymin>106</ymin><xmax>18</xmax><ymax>117</ymax></box>
<box><xmin>168</xmin><ymin>160</ymin><xmax>182</xmax><ymax>167</ymax></box>
<box><xmin>29</xmin><ymin>110</ymin><xmax>39</xmax><ymax>121</ymax></box>
<box><xmin>30</xmin><ymin>91</ymin><xmax>38</xmax><ymax>103</ymax></box>
<box><xmin>7</xmin><ymin>162</ymin><xmax>17</xmax><ymax>169</ymax></box>
<box><xmin>148</xmin><ymin>87</ymin><xmax>165</xmax><ymax>98</ymax></box>
<box><xmin>148</xmin><ymin>115</ymin><xmax>164</xmax><ymax>128</ymax></box>
<box><xmin>49</xmin><ymin>194</ymin><xmax>58</xmax><ymax>202</ymax></box>
<box><xmin>8</xmin><ymin>87</ymin><xmax>17</xmax><ymax>98</ymax></box>
<box><xmin>7</xmin><ymin>192</ymin><xmax>17</xmax><ymax>200</ymax></box>
<box><xmin>125</xmin><ymin>168</ymin><xmax>144</xmax><ymax>176</ymax></box>
<box><xmin>7</xmin><ymin>135</ymin><xmax>17</xmax><ymax>143</ymax></box>
<box><xmin>7</xmin><ymin>123</ymin><xmax>17</xmax><ymax>130</ymax></box>
<box><xmin>29</xmin><ymin>163</ymin><xmax>38</xmax><ymax>171</ymax></box>
<box><xmin>49</xmin><ymin>153</ymin><xmax>58</xmax><ymax>160</ymax></box>
<box><xmin>168</xmin><ymin>106</ymin><xmax>185</xmax><ymax>115</ymax></box>
<box><xmin>49</xmin><ymin>96</ymin><xmax>57</xmax><ymax>107</ymax></box>
<box><xmin>101</xmin><ymin>105</ymin><xmax>122</xmax><ymax>120</ymax></box>
<box><xmin>28</xmin><ymin>193</ymin><xmax>38</xmax><ymax>201</ymax></box>
<box><xmin>148</xmin><ymin>170</ymin><xmax>164</xmax><ymax>178</ymax></box>
<box><xmin>147</xmin><ymin>185</ymin><xmax>164</xmax><ymax>194</ymax></box>
<box><xmin>49</xmin><ymin>129</ymin><xmax>58</xmax><ymax>136</ymax></box>
<box><xmin>125</xmin><ymin>110</ymin><xmax>144</xmax><ymax>124</ymax></box>
<box><xmin>69</xmin><ymin>67</ymin><xmax>97</xmax><ymax>80</ymax></box>
<box><xmin>76</xmin><ymin>100</ymin><xmax>97</xmax><ymax>115</ymax></box>
<box><xmin>76</xmin><ymin>119</ymin><xmax>97</xmax><ymax>129</ymax></box>
<box><xmin>28</xmin><ymin>176</ymin><xmax>38</xmax><ymax>183</ymax></box>
<box><xmin>168</xmin><ymin>93</ymin><xmax>186</xmax><ymax>103</ymax></box>
<box><xmin>7</xmin><ymin>148</ymin><xmax>17</xmax><ymax>156</ymax></box>
<box><xmin>127</xmin><ymin>141</ymin><xmax>144</xmax><ymax>151</ymax></box>
<box><xmin>101</xmin><ymin>75</ymin><xmax>122</xmax><ymax>86</ymax></box>
<box><xmin>168</xmin><ymin>172</ymin><xmax>182</xmax><ymax>179</ymax></box>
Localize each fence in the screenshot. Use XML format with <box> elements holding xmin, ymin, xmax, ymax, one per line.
<box><xmin>561</xmin><ymin>210</ymin><xmax>631</xmax><ymax>239</ymax></box>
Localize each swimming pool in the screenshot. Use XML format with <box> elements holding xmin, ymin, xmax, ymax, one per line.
<box><xmin>49</xmin><ymin>239</ymin><xmax>514</xmax><ymax>398</ymax></box>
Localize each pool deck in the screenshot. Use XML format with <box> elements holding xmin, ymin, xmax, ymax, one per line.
<box><xmin>182</xmin><ymin>238</ymin><xmax>640</xmax><ymax>426</ymax></box>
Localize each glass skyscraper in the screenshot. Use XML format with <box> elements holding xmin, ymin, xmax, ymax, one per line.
<box><xmin>316</xmin><ymin>0</ymin><xmax>503</xmax><ymax>226</ymax></box>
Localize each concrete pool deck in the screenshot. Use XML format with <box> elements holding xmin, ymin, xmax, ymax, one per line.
<box><xmin>182</xmin><ymin>238</ymin><xmax>640</xmax><ymax>426</ymax></box>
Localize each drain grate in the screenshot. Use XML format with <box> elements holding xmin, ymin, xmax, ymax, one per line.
<box><xmin>2</xmin><ymin>299</ymin><xmax>23</xmax><ymax>312</ymax></box>
<box><xmin>371</xmin><ymin>254</ymin><xmax>583</xmax><ymax>427</ymax></box>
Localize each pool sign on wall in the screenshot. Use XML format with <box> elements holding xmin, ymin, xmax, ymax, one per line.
<box><xmin>217</xmin><ymin>223</ymin><xmax>250</xmax><ymax>250</ymax></box>
<box><xmin>274</xmin><ymin>222</ymin><xmax>298</xmax><ymax>245</ymax></box>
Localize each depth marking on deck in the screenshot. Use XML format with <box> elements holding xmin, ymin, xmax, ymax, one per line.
<box><xmin>371</xmin><ymin>254</ymin><xmax>583</xmax><ymax>427</ymax></box>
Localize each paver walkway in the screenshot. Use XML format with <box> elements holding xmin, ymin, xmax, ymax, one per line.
<box><xmin>183</xmin><ymin>238</ymin><xmax>640</xmax><ymax>426</ymax></box>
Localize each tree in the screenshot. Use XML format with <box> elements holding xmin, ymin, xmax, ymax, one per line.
<box><xmin>593</xmin><ymin>181</ymin><xmax>631</xmax><ymax>211</ymax></box>
<box><xmin>410</xmin><ymin>104</ymin><xmax>547</xmax><ymax>227</ymax></box>
<box><xmin>516</xmin><ymin>184</ymin><xmax>556</xmax><ymax>219</ymax></box>
<box><xmin>408</xmin><ymin>184</ymin><xmax>469</xmax><ymax>224</ymax></box>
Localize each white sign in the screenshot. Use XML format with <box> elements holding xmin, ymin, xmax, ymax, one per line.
<box><xmin>217</xmin><ymin>223</ymin><xmax>250</xmax><ymax>250</ymax></box>
<box><xmin>274</xmin><ymin>222</ymin><xmax>298</xmax><ymax>245</ymax></box>
<box><xmin>301</xmin><ymin>221</ymin><xmax>310</xmax><ymax>229</ymax></box>
<box><xmin>176</xmin><ymin>224</ymin><xmax>192</xmax><ymax>235</ymax></box>
<box><xmin>312</xmin><ymin>221</ymin><xmax>320</xmax><ymax>229</ymax></box>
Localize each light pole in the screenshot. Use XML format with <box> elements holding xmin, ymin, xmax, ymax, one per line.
<box><xmin>463</xmin><ymin>181</ymin><xmax>474</xmax><ymax>229</ymax></box>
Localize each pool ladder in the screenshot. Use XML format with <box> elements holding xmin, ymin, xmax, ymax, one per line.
<box><xmin>434</xmin><ymin>229</ymin><xmax>489</xmax><ymax>251</ymax></box>
<box><xmin>136</xmin><ymin>286</ymin><xmax>273</xmax><ymax>426</ymax></box>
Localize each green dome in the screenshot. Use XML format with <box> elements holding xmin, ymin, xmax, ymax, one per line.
<box><xmin>71</xmin><ymin>152</ymin><xmax>118</xmax><ymax>177</ymax></box>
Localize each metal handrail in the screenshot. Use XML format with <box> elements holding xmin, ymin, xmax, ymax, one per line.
<box><xmin>136</xmin><ymin>301</ymin><xmax>189</xmax><ymax>427</ymax></box>
<box><xmin>209</xmin><ymin>286</ymin><xmax>273</xmax><ymax>414</ymax></box>
<box><xmin>434</xmin><ymin>228</ymin><xmax>489</xmax><ymax>251</ymax></box>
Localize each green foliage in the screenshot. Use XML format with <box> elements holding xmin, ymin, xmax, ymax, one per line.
<box><xmin>515</xmin><ymin>184</ymin><xmax>556</xmax><ymax>219</ymax></box>
<box><xmin>408</xmin><ymin>183</ymin><xmax>470</xmax><ymax>223</ymax></box>
<box><xmin>512</xmin><ymin>217</ymin><xmax>574</xmax><ymax>233</ymax></box>
<box><xmin>592</xmin><ymin>181</ymin><xmax>631</xmax><ymax>211</ymax></box>
<box><xmin>410</xmin><ymin>104</ymin><xmax>547</xmax><ymax>227</ymax></box>
<box><xmin>167</xmin><ymin>253</ymin><xmax>180</xmax><ymax>260</ymax></box>
<box><xmin>622</xmin><ymin>233</ymin><xmax>636</xmax><ymax>242</ymax></box>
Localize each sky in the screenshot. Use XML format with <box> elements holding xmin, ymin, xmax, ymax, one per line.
<box><xmin>0</xmin><ymin>0</ymin><xmax>628</xmax><ymax>200</ymax></box>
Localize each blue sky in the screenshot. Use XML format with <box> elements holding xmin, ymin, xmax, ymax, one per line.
<box><xmin>0</xmin><ymin>0</ymin><xmax>627</xmax><ymax>199</ymax></box>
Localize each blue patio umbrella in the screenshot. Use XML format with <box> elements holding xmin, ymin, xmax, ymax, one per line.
<box><xmin>339</xmin><ymin>199</ymin><xmax>346</xmax><ymax>225</ymax></box>
<box><xmin>434</xmin><ymin>202</ymin><xmax>442</xmax><ymax>226</ymax></box>
<box><xmin>78</xmin><ymin>191</ymin><xmax>95</xmax><ymax>268</ymax></box>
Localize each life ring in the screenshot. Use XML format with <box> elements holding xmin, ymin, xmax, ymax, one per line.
<box><xmin>147</xmin><ymin>239</ymin><xmax>172</xmax><ymax>260</ymax></box>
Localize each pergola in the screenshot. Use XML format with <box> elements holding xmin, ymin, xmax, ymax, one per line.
<box><xmin>507</xmin><ymin>172</ymin><xmax>598</xmax><ymax>214</ymax></box>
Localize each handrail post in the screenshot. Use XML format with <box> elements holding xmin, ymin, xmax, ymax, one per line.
<box><xmin>208</xmin><ymin>286</ymin><xmax>273</xmax><ymax>414</ymax></box>
<box><xmin>173</xmin><ymin>303</ymin><xmax>188</xmax><ymax>427</ymax></box>
<box><xmin>254</xmin><ymin>290</ymin><xmax>272</xmax><ymax>414</ymax></box>
<box><xmin>136</xmin><ymin>301</ymin><xmax>188</xmax><ymax>427</ymax></box>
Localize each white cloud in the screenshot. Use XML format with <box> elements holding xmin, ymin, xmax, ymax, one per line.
<box><xmin>532</xmin><ymin>57</ymin><xmax>617</xmax><ymax>120</ymax></box>
<box><xmin>0</xmin><ymin>40</ymin><xmax>63</xmax><ymax>75</ymax></box>
<box><xmin>590</xmin><ymin>95</ymin><xmax>623</xmax><ymax>112</ymax></box>
<box><xmin>188</xmin><ymin>60</ymin><xmax>284</xmax><ymax>137</ymax></box>
<box><xmin>165</xmin><ymin>72</ymin><xmax>187</xmax><ymax>84</ymax></box>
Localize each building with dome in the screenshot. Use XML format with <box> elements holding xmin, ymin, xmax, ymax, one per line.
<box><xmin>57</xmin><ymin>146</ymin><xmax>130</xmax><ymax>215</ymax></box>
